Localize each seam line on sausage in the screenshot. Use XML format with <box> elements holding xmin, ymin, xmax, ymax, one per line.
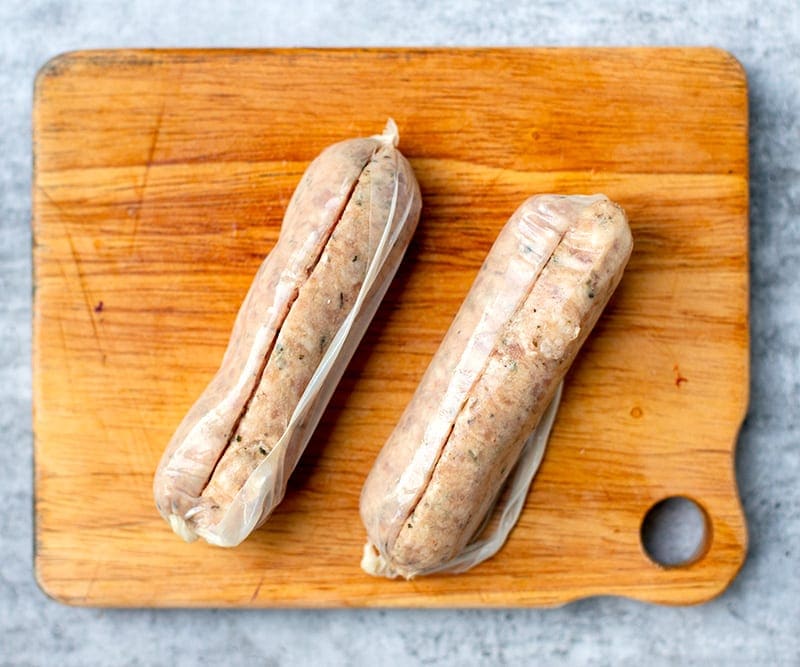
<box><xmin>196</xmin><ymin>162</ymin><xmax>370</xmax><ymax>496</ymax></box>
<box><xmin>388</xmin><ymin>221</ymin><xmax>571</xmax><ymax>551</ymax></box>
<box><xmin>195</xmin><ymin>146</ymin><xmax>413</xmax><ymax>544</ymax></box>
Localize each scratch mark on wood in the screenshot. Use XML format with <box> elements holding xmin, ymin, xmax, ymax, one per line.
<box><xmin>81</xmin><ymin>560</ymin><xmax>102</xmax><ymax>604</ymax></box>
<box><xmin>131</xmin><ymin>98</ymin><xmax>166</xmax><ymax>252</ymax></box>
<box><xmin>249</xmin><ymin>574</ymin><xmax>265</xmax><ymax>604</ymax></box>
<box><xmin>39</xmin><ymin>187</ymin><xmax>104</xmax><ymax>357</ymax></box>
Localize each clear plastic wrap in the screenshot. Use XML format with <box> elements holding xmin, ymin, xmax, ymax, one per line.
<box><xmin>154</xmin><ymin>120</ymin><xmax>421</xmax><ymax>547</ymax></box>
<box><xmin>360</xmin><ymin>194</ymin><xmax>632</xmax><ymax>578</ymax></box>
<box><xmin>361</xmin><ymin>382</ymin><xmax>563</xmax><ymax>577</ymax></box>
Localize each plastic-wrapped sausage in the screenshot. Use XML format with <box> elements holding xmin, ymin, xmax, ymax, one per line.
<box><xmin>360</xmin><ymin>194</ymin><xmax>632</xmax><ymax>578</ymax></box>
<box><xmin>154</xmin><ymin>120</ymin><xmax>422</xmax><ymax>547</ymax></box>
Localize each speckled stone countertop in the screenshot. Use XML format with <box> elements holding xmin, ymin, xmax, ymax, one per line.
<box><xmin>2</xmin><ymin>1</ymin><xmax>798</xmax><ymax>664</ymax></box>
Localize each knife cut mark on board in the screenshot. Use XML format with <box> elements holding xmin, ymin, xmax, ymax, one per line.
<box><xmin>38</xmin><ymin>187</ymin><xmax>105</xmax><ymax>359</ymax></box>
<box><xmin>130</xmin><ymin>99</ymin><xmax>167</xmax><ymax>253</ymax></box>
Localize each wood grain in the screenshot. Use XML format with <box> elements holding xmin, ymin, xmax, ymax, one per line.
<box><xmin>32</xmin><ymin>48</ymin><xmax>748</xmax><ymax>607</ymax></box>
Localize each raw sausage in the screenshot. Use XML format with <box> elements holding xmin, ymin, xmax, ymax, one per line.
<box><xmin>359</xmin><ymin>194</ymin><xmax>632</xmax><ymax>578</ymax></box>
<box><xmin>154</xmin><ymin>120</ymin><xmax>421</xmax><ymax>547</ymax></box>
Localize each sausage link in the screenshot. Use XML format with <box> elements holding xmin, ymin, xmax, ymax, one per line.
<box><xmin>154</xmin><ymin>121</ymin><xmax>421</xmax><ymax>545</ymax></box>
<box><xmin>360</xmin><ymin>194</ymin><xmax>632</xmax><ymax>577</ymax></box>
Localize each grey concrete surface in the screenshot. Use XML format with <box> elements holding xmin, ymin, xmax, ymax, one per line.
<box><xmin>1</xmin><ymin>1</ymin><xmax>798</xmax><ymax>665</ymax></box>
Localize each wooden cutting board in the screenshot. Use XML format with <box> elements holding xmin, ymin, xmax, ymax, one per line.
<box><xmin>32</xmin><ymin>48</ymin><xmax>749</xmax><ymax>607</ymax></box>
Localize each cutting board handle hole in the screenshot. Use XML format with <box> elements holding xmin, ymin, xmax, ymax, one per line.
<box><xmin>640</xmin><ymin>496</ymin><xmax>711</xmax><ymax>568</ymax></box>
